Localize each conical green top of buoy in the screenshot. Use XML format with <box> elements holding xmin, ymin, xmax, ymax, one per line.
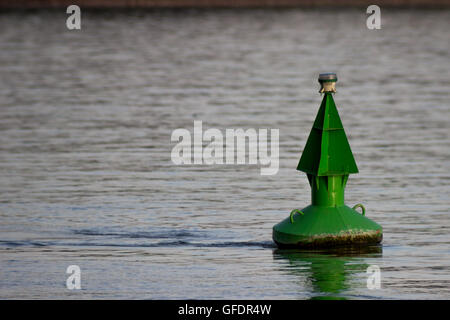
<box><xmin>297</xmin><ymin>93</ymin><xmax>358</xmax><ymax>176</ymax></box>
<box><xmin>273</xmin><ymin>73</ymin><xmax>383</xmax><ymax>248</ymax></box>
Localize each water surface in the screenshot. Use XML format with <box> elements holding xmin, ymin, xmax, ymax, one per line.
<box><xmin>0</xmin><ymin>9</ymin><xmax>449</xmax><ymax>299</ymax></box>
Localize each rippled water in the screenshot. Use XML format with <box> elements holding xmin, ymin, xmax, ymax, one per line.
<box><xmin>0</xmin><ymin>8</ymin><xmax>449</xmax><ymax>299</ymax></box>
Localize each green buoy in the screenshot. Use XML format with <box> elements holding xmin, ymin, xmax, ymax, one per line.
<box><xmin>273</xmin><ymin>73</ymin><xmax>383</xmax><ymax>248</ymax></box>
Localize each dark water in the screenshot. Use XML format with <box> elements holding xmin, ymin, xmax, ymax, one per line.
<box><xmin>0</xmin><ymin>9</ymin><xmax>449</xmax><ymax>299</ymax></box>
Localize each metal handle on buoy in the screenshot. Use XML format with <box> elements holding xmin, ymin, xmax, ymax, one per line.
<box><xmin>352</xmin><ymin>204</ymin><xmax>366</xmax><ymax>216</ymax></box>
<box><xmin>290</xmin><ymin>209</ymin><xmax>304</xmax><ymax>224</ymax></box>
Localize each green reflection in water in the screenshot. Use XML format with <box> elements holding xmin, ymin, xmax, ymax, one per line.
<box><xmin>273</xmin><ymin>246</ymin><xmax>382</xmax><ymax>300</ymax></box>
